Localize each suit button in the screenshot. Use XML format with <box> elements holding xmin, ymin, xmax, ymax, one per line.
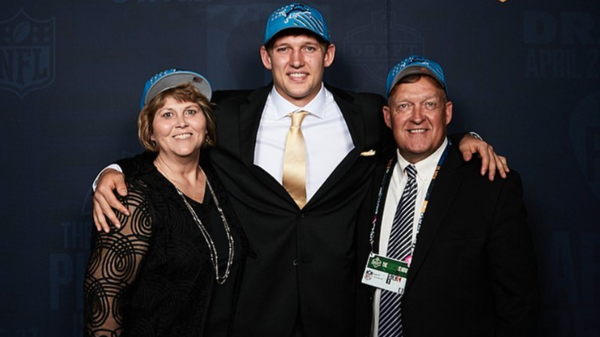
<box><xmin>292</xmin><ymin>259</ymin><xmax>298</xmax><ymax>266</ymax></box>
<box><xmin>298</xmin><ymin>213</ymin><xmax>305</xmax><ymax>219</ymax></box>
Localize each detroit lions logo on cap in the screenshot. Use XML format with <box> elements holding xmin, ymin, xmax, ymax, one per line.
<box><xmin>264</xmin><ymin>3</ymin><xmax>331</xmax><ymax>44</ymax></box>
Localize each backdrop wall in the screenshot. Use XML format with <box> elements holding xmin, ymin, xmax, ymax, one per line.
<box><xmin>1</xmin><ymin>0</ymin><xmax>599</xmax><ymax>336</ymax></box>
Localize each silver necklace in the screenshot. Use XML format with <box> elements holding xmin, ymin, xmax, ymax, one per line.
<box><xmin>175</xmin><ymin>172</ymin><xmax>235</xmax><ymax>285</ymax></box>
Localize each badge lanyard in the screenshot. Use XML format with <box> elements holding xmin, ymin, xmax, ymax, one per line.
<box><xmin>368</xmin><ymin>141</ymin><xmax>452</xmax><ymax>258</ymax></box>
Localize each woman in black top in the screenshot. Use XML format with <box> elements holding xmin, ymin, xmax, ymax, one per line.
<box><xmin>84</xmin><ymin>70</ymin><xmax>246</xmax><ymax>336</ymax></box>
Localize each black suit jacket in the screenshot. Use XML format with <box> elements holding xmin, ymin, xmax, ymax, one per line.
<box><xmin>356</xmin><ymin>143</ymin><xmax>540</xmax><ymax>337</ymax></box>
<box><xmin>209</xmin><ymin>84</ymin><xmax>387</xmax><ymax>337</ymax></box>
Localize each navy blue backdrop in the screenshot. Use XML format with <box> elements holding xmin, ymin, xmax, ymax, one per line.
<box><xmin>1</xmin><ymin>0</ymin><xmax>599</xmax><ymax>336</ymax></box>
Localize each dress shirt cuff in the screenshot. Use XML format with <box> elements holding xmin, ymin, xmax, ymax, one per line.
<box><xmin>468</xmin><ymin>131</ymin><xmax>483</xmax><ymax>140</ymax></box>
<box><xmin>92</xmin><ymin>164</ymin><xmax>123</xmax><ymax>191</ymax></box>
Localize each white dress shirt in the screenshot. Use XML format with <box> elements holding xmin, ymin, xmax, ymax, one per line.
<box><xmin>371</xmin><ymin>138</ymin><xmax>449</xmax><ymax>336</ymax></box>
<box><xmin>254</xmin><ymin>84</ymin><xmax>354</xmax><ymax>201</ymax></box>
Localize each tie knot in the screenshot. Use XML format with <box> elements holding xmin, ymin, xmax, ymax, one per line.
<box><xmin>289</xmin><ymin>111</ymin><xmax>308</xmax><ymax>127</ymax></box>
<box><xmin>405</xmin><ymin>164</ymin><xmax>417</xmax><ymax>180</ymax></box>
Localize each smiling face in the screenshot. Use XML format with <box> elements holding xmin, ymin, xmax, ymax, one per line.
<box><xmin>150</xmin><ymin>97</ymin><xmax>207</xmax><ymax>160</ymax></box>
<box><xmin>383</xmin><ymin>75</ymin><xmax>453</xmax><ymax>163</ymax></box>
<box><xmin>260</xmin><ymin>32</ymin><xmax>335</xmax><ymax>107</ymax></box>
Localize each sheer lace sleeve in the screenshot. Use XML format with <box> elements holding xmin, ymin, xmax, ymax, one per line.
<box><xmin>84</xmin><ymin>181</ymin><xmax>152</xmax><ymax>336</ymax></box>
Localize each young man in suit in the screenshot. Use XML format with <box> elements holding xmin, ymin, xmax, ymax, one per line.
<box><xmin>357</xmin><ymin>55</ymin><xmax>540</xmax><ymax>337</ymax></box>
<box><xmin>93</xmin><ymin>4</ymin><xmax>509</xmax><ymax>336</ymax></box>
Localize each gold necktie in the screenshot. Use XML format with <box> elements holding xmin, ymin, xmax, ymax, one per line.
<box><xmin>283</xmin><ymin>111</ymin><xmax>309</xmax><ymax>208</ymax></box>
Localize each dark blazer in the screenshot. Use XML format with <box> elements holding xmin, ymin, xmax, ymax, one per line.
<box><xmin>356</xmin><ymin>143</ymin><xmax>540</xmax><ymax>337</ymax></box>
<box><xmin>208</xmin><ymin>84</ymin><xmax>387</xmax><ymax>337</ymax></box>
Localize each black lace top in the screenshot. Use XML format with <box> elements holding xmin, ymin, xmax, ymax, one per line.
<box><xmin>84</xmin><ymin>161</ymin><xmax>245</xmax><ymax>337</ymax></box>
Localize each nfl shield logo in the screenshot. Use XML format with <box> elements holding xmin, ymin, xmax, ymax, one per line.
<box><xmin>0</xmin><ymin>9</ymin><xmax>55</xmax><ymax>98</ymax></box>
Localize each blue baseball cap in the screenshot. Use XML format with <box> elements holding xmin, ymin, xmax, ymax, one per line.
<box><xmin>140</xmin><ymin>69</ymin><xmax>212</xmax><ymax>110</ymax></box>
<box><xmin>386</xmin><ymin>55</ymin><xmax>447</xmax><ymax>96</ymax></box>
<box><xmin>264</xmin><ymin>3</ymin><xmax>331</xmax><ymax>45</ymax></box>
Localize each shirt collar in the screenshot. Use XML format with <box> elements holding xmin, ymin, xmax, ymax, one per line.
<box><xmin>396</xmin><ymin>137</ymin><xmax>449</xmax><ymax>184</ymax></box>
<box><xmin>269</xmin><ymin>83</ymin><xmax>327</xmax><ymax>120</ymax></box>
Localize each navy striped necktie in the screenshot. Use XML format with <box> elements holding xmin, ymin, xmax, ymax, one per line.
<box><xmin>378</xmin><ymin>164</ymin><xmax>417</xmax><ymax>337</ymax></box>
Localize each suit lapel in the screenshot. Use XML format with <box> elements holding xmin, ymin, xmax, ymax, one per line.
<box><xmin>237</xmin><ymin>85</ymin><xmax>296</xmax><ymax>204</ymax></box>
<box><xmin>404</xmin><ymin>148</ymin><xmax>464</xmax><ymax>292</ymax></box>
<box><xmin>307</xmin><ymin>85</ymin><xmax>366</xmax><ymax>205</ymax></box>
<box><xmin>238</xmin><ymin>86</ymin><xmax>268</xmax><ymax>167</ymax></box>
<box><xmin>329</xmin><ymin>85</ymin><xmax>366</xmax><ymax>152</ymax></box>
<box><xmin>373</xmin><ymin>154</ymin><xmax>397</xmax><ymax>254</ymax></box>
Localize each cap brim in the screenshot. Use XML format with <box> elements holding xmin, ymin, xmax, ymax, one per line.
<box><xmin>391</xmin><ymin>67</ymin><xmax>446</xmax><ymax>93</ymax></box>
<box><xmin>264</xmin><ymin>26</ymin><xmax>329</xmax><ymax>45</ymax></box>
<box><xmin>144</xmin><ymin>72</ymin><xmax>212</xmax><ymax>106</ymax></box>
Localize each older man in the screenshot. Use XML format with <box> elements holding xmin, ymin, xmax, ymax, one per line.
<box><xmin>357</xmin><ymin>55</ymin><xmax>540</xmax><ymax>337</ymax></box>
